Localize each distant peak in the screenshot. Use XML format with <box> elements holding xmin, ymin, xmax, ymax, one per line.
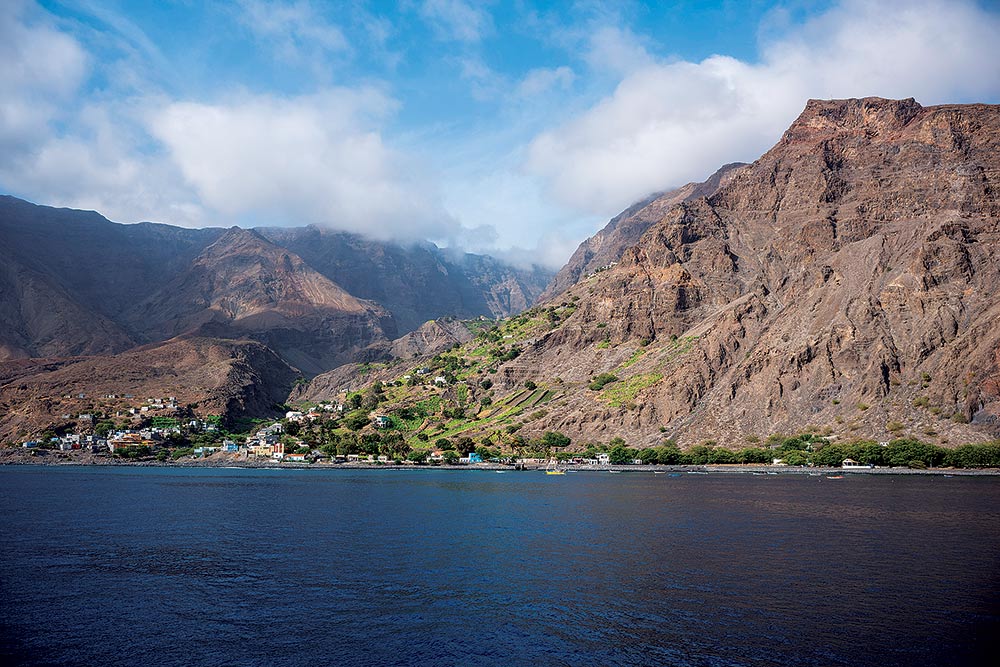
<box><xmin>784</xmin><ymin>97</ymin><xmax>923</xmax><ymax>141</ymax></box>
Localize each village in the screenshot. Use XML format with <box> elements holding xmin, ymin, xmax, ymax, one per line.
<box><xmin>13</xmin><ymin>390</ymin><xmax>628</xmax><ymax>468</ymax></box>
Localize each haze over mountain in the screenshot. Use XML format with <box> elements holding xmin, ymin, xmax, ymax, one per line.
<box><xmin>299</xmin><ymin>97</ymin><xmax>1000</xmax><ymax>448</ymax></box>
<box><xmin>0</xmin><ymin>196</ymin><xmax>550</xmax><ymax>361</ymax></box>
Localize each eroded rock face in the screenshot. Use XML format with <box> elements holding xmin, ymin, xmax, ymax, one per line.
<box><xmin>539</xmin><ymin>163</ymin><xmax>746</xmax><ymax>301</ymax></box>
<box><xmin>512</xmin><ymin>98</ymin><xmax>1000</xmax><ymax>446</ymax></box>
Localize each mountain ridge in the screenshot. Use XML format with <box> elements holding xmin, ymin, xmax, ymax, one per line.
<box><xmin>0</xmin><ymin>196</ymin><xmax>552</xmax><ymax>365</ymax></box>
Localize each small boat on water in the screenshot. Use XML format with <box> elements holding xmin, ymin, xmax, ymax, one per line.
<box><xmin>607</xmin><ymin>470</ymin><xmax>622</xmax><ymax>474</ymax></box>
<box><xmin>545</xmin><ymin>460</ymin><xmax>566</xmax><ymax>475</ymax></box>
<box><xmin>827</xmin><ymin>475</ymin><xmax>844</xmax><ymax>479</ymax></box>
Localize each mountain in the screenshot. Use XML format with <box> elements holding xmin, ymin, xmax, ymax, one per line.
<box><xmin>298</xmin><ymin>97</ymin><xmax>1000</xmax><ymax>449</ymax></box>
<box><xmin>0</xmin><ymin>197</ymin><xmax>550</xmax><ymax>437</ymax></box>
<box><xmin>0</xmin><ymin>197</ymin><xmax>550</xmax><ymax>368</ymax></box>
<box><xmin>539</xmin><ymin>162</ymin><xmax>746</xmax><ymax>301</ymax></box>
<box><xmin>258</xmin><ymin>226</ymin><xmax>551</xmax><ymax>333</ymax></box>
<box><xmin>124</xmin><ymin>227</ymin><xmax>394</xmax><ymax>376</ymax></box>
<box><xmin>0</xmin><ymin>337</ymin><xmax>299</xmax><ymax>443</ymax></box>
<box><xmin>0</xmin><ymin>195</ymin><xmax>224</xmax><ymax>358</ymax></box>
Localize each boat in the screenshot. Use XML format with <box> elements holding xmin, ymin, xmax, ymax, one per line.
<box><xmin>607</xmin><ymin>470</ymin><xmax>622</xmax><ymax>474</ymax></box>
<box><xmin>826</xmin><ymin>475</ymin><xmax>844</xmax><ymax>479</ymax></box>
<box><xmin>545</xmin><ymin>459</ymin><xmax>566</xmax><ymax>475</ymax></box>
<box><xmin>841</xmin><ymin>458</ymin><xmax>873</xmax><ymax>470</ymax></box>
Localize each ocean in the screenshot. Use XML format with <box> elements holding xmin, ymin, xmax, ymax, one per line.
<box><xmin>1</xmin><ymin>466</ymin><xmax>998</xmax><ymax>666</ymax></box>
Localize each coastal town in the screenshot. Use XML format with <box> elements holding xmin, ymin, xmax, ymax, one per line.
<box><xmin>13</xmin><ymin>395</ymin><xmax>612</xmax><ymax>467</ymax></box>
<box><xmin>8</xmin><ymin>389</ymin><xmax>1000</xmax><ymax>473</ymax></box>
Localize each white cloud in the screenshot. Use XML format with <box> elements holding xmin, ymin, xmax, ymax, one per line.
<box><xmin>517</xmin><ymin>66</ymin><xmax>576</xmax><ymax>98</ymax></box>
<box><xmin>0</xmin><ymin>1</ymin><xmax>88</xmax><ymax>156</ymax></box>
<box><xmin>526</xmin><ymin>0</ymin><xmax>1000</xmax><ymax>218</ymax></box>
<box><xmin>149</xmin><ymin>90</ymin><xmax>464</xmax><ymax>241</ymax></box>
<box><xmin>4</xmin><ymin>0</ymin><xmax>1000</xmax><ymax>274</ymax></box>
<box><xmin>583</xmin><ymin>25</ymin><xmax>655</xmax><ymax>76</ymax></box>
<box><xmin>419</xmin><ymin>0</ymin><xmax>492</xmax><ymax>43</ymax></box>
<box><xmin>237</xmin><ymin>0</ymin><xmax>350</xmax><ymax>62</ymax></box>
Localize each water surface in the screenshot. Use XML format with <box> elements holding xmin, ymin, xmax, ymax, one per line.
<box><xmin>1</xmin><ymin>466</ymin><xmax>998</xmax><ymax>666</ymax></box>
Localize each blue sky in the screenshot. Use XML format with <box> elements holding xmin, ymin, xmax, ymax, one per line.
<box><xmin>3</xmin><ymin>1</ymin><xmax>999</xmax><ymax>267</ymax></box>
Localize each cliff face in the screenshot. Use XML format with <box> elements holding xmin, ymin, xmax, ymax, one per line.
<box><xmin>493</xmin><ymin>98</ymin><xmax>1000</xmax><ymax>446</ymax></box>
<box><xmin>539</xmin><ymin>163</ymin><xmax>746</xmax><ymax>301</ymax></box>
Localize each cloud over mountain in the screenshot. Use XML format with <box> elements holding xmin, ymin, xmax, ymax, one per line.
<box><xmin>149</xmin><ymin>89</ymin><xmax>462</xmax><ymax>241</ymax></box>
<box><xmin>526</xmin><ymin>0</ymin><xmax>1000</xmax><ymax>218</ymax></box>
<box><xmin>1</xmin><ymin>0</ymin><xmax>998</xmax><ymax>267</ymax></box>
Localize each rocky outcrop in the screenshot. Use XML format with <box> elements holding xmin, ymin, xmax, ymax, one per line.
<box><xmin>539</xmin><ymin>163</ymin><xmax>746</xmax><ymax>301</ymax></box>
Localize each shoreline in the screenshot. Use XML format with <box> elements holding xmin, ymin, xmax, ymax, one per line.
<box><xmin>1</xmin><ymin>453</ymin><xmax>998</xmax><ymax>476</ymax></box>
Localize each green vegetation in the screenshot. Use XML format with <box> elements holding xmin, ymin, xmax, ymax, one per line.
<box><xmin>601</xmin><ymin>373</ymin><xmax>662</xmax><ymax>407</ymax></box>
<box><xmin>657</xmin><ymin>335</ymin><xmax>700</xmax><ymax>367</ymax></box>
<box><xmin>620</xmin><ymin>347</ymin><xmax>645</xmax><ymax>368</ymax></box>
<box><xmin>588</xmin><ymin>373</ymin><xmax>619</xmax><ymax>391</ymax></box>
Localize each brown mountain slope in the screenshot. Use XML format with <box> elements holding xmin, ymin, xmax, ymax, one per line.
<box><xmin>497</xmin><ymin>97</ymin><xmax>1000</xmax><ymax>446</ymax></box>
<box><xmin>292</xmin><ymin>317</ymin><xmax>478</xmax><ymax>401</ymax></box>
<box><xmin>0</xmin><ymin>196</ymin><xmax>550</xmax><ymax>367</ymax></box>
<box><xmin>0</xmin><ymin>249</ymin><xmax>135</xmax><ymax>359</ymax></box>
<box><xmin>315</xmin><ymin>98</ymin><xmax>1000</xmax><ymax>449</ymax></box>
<box><xmin>0</xmin><ymin>196</ymin><xmax>225</xmax><ymax>359</ymax></box>
<box><xmin>0</xmin><ymin>336</ymin><xmax>298</xmax><ymax>442</ymax></box>
<box><xmin>124</xmin><ymin>228</ymin><xmax>395</xmax><ymax>376</ymax></box>
<box><xmin>539</xmin><ymin>162</ymin><xmax>746</xmax><ymax>301</ymax></box>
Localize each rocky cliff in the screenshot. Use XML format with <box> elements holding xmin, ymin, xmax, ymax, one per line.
<box><xmin>539</xmin><ymin>163</ymin><xmax>746</xmax><ymax>301</ymax></box>
<box><xmin>515</xmin><ymin>97</ymin><xmax>1000</xmax><ymax>445</ymax></box>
